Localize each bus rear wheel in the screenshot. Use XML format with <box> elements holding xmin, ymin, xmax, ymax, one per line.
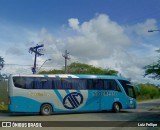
<box><xmin>112</xmin><ymin>103</ymin><xmax>120</xmax><ymax>113</ymax></box>
<box><xmin>40</xmin><ymin>104</ymin><xmax>53</xmax><ymax>115</ymax></box>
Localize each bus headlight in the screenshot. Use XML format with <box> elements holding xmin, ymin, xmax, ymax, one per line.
<box><xmin>130</xmin><ymin>100</ymin><xmax>133</xmax><ymax>104</ymax></box>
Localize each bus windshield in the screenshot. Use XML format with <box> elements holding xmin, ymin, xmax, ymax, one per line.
<box><xmin>118</xmin><ymin>80</ymin><xmax>136</xmax><ymax>99</ymax></box>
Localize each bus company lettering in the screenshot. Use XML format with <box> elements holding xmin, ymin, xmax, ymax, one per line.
<box><xmin>63</xmin><ymin>92</ymin><xmax>83</xmax><ymax>109</ymax></box>
<box><xmin>29</xmin><ymin>92</ymin><xmax>51</xmax><ymax>97</ymax></box>
<box><xmin>93</xmin><ymin>92</ymin><xmax>118</xmax><ymax>96</ymax></box>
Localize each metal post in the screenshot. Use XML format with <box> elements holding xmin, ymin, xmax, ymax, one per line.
<box><xmin>33</xmin><ymin>48</ymin><xmax>37</xmax><ymax>74</ymax></box>
<box><xmin>37</xmin><ymin>59</ymin><xmax>51</xmax><ymax>74</ymax></box>
<box><xmin>62</xmin><ymin>50</ymin><xmax>70</xmax><ymax>73</ymax></box>
<box><xmin>29</xmin><ymin>44</ymin><xmax>44</xmax><ymax>74</ymax></box>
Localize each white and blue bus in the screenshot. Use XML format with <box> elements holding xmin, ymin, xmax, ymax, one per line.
<box><xmin>8</xmin><ymin>74</ymin><xmax>140</xmax><ymax>115</ymax></box>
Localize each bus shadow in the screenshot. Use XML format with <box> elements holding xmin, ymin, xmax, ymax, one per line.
<box><xmin>0</xmin><ymin>112</ymin><xmax>40</xmax><ymax>117</ymax></box>
<box><xmin>4</xmin><ymin>110</ymin><xmax>134</xmax><ymax>117</ymax></box>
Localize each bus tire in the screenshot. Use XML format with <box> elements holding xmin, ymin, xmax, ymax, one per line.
<box><xmin>112</xmin><ymin>103</ymin><xmax>120</xmax><ymax>113</ymax></box>
<box><xmin>40</xmin><ymin>104</ymin><xmax>53</xmax><ymax>115</ymax></box>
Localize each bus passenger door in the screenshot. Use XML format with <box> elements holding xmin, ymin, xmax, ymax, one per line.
<box><xmin>85</xmin><ymin>79</ymin><xmax>102</xmax><ymax>111</ymax></box>
<box><xmin>101</xmin><ymin>79</ymin><xmax>122</xmax><ymax>111</ymax></box>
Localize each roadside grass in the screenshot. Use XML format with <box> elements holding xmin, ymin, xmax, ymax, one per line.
<box><xmin>0</xmin><ymin>104</ymin><xmax>8</xmax><ymax>112</ymax></box>
<box><xmin>136</xmin><ymin>83</ymin><xmax>160</xmax><ymax>102</ymax></box>
<box><xmin>137</xmin><ymin>98</ymin><xmax>160</xmax><ymax>102</ymax></box>
<box><xmin>0</xmin><ymin>80</ymin><xmax>8</xmax><ymax>113</ymax></box>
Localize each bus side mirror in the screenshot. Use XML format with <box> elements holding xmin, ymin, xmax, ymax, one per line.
<box><xmin>133</xmin><ymin>84</ymin><xmax>140</xmax><ymax>95</ymax></box>
<box><xmin>127</xmin><ymin>84</ymin><xmax>140</xmax><ymax>94</ymax></box>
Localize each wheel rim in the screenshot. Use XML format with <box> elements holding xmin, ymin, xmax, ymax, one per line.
<box><xmin>113</xmin><ymin>103</ymin><xmax>120</xmax><ymax>112</ymax></box>
<box><xmin>43</xmin><ymin>106</ymin><xmax>51</xmax><ymax>115</ymax></box>
<box><xmin>115</xmin><ymin>104</ymin><xmax>119</xmax><ymax>111</ymax></box>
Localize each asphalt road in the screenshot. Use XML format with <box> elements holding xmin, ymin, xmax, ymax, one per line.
<box><xmin>0</xmin><ymin>99</ymin><xmax>159</xmax><ymax>130</ymax></box>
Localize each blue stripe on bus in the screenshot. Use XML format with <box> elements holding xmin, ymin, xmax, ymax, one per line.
<box><xmin>54</xmin><ymin>89</ymin><xmax>63</xmax><ymax>103</ymax></box>
<box><xmin>77</xmin><ymin>90</ymin><xmax>81</xmax><ymax>93</ymax></box>
<box><xmin>65</xmin><ymin>89</ymin><xmax>70</xmax><ymax>94</ymax></box>
<box><xmin>9</xmin><ymin>96</ymin><xmax>41</xmax><ymax>112</ymax></box>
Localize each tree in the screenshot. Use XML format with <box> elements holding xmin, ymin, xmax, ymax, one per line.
<box><xmin>39</xmin><ymin>62</ymin><xmax>118</xmax><ymax>75</ymax></box>
<box><xmin>144</xmin><ymin>49</ymin><xmax>160</xmax><ymax>80</ymax></box>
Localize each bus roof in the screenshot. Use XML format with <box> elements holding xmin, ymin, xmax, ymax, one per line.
<box><xmin>74</xmin><ymin>74</ymin><xmax>129</xmax><ymax>81</ymax></box>
<box><xmin>10</xmin><ymin>74</ymin><xmax>130</xmax><ymax>81</ymax></box>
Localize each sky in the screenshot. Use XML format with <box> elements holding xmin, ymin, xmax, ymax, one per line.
<box><xmin>0</xmin><ymin>0</ymin><xmax>160</xmax><ymax>84</ymax></box>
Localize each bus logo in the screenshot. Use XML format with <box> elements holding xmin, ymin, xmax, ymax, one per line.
<box><xmin>63</xmin><ymin>92</ymin><xmax>83</xmax><ymax>109</ymax></box>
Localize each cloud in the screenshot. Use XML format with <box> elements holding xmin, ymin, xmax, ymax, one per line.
<box><xmin>36</xmin><ymin>28</ymin><xmax>65</xmax><ymax>66</ymax></box>
<box><xmin>68</xmin><ymin>18</ymin><xmax>80</xmax><ymax>31</ymax></box>
<box><xmin>0</xmin><ymin>14</ymin><xmax>159</xmax><ymax>84</ymax></box>
<box><xmin>5</xmin><ymin>47</ymin><xmax>24</xmax><ymax>56</ymax></box>
<box><xmin>3</xmin><ymin>66</ymin><xmax>31</xmax><ymax>75</ymax></box>
<box><xmin>87</xmin><ymin>50</ymin><xmax>157</xmax><ymax>83</ymax></box>
<box><xmin>66</xmin><ymin>14</ymin><xmax>131</xmax><ymax>59</ymax></box>
<box><xmin>65</xmin><ymin>15</ymin><xmax>159</xmax><ymax>84</ymax></box>
<box><xmin>126</xmin><ymin>19</ymin><xmax>158</xmax><ymax>36</ymax></box>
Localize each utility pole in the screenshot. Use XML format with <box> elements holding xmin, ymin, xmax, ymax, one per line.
<box><xmin>62</xmin><ymin>50</ymin><xmax>70</xmax><ymax>73</ymax></box>
<box><xmin>0</xmin><ymin>56</ymin><xmax>4</xmax><ymax>80</ymax></box>
<box><xmin>0</xmin><ymin>56</ymin><xmax>4</xmax><ymax>71</ymax></box>
<box><xmin>29</xmin><ymin>44</ymin><xmax>44</xmax><ymax>74</ymax></box>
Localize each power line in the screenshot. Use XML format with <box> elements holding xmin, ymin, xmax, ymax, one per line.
<box><xmin>4</xmin><ymin>63</ymin><xmax>62</xmax><ymax>68</ymax></box>
<box><xmin>5</xmin><ymin>64</ymin><xmax>32</xmax><ymax>66</ymax></box>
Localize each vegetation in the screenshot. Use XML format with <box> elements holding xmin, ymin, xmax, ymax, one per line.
<box><xmin>137</xmin><ymin>83</ymin><xmax>160</xmax><ymax>101</ymax></box>
<box><xmin>39</xmin><ymin>62</ymin><xmax>118</xmax><ymax>75</ymax></box>
<box><xmin>144</xmin><ymin>49</ymin><xmax>160</xmax><ymax>80</ymax></box>
<box><xmin>0</xmin><ymin>80</ymin><xmax>8</xmax><ymax>112</ymax></box>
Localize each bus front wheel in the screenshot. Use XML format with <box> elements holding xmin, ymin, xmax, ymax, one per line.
<box><xmin>112</xmin><ymin>103</ymin><xmax>120</xmax><ymax>113</ymax></box>
<box><xmin>40</xmin><ymin>104</ymin><xmax>53</xmax><ymax>115</ymax></box>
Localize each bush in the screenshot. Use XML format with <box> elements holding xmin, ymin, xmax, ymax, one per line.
<box><xmin>0</xmin><ymin>80</ymin><xmax>8</xmax><ymax>112</ymax></box>
<box><xmin>137</xmin><ymin>84</ymin><xmax>160</xmax><ymax>101</ymax></box>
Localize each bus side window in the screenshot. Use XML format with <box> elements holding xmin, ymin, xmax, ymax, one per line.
<box><xmin>72</xmin><ymin>79</ymin><xmax>77</xmax><ymax>89</ymax></box>
<box><xmin>79</xmin><ymin>79</ymin><xmax>87</xmax><ymax>90</ymax></box>
<box><xmin>25</xmin><ymin>78</ymin><xmax>34</xmax><ymax>89</ymax></box>
<box><xmin>93</xmin><ymin>79</ymin><xmax>103</xmax><ymax>90</ymax></box>
<box><xmin>47</xmin><ymin>78</ymin><xmax>53</xmax><ymax>89</ymax></box>
<box><xmin>104</xmin><ymin>79</ymin><xmax>110</xmax><ymax>90</ymax></box>
<box><xmin>35</xmin><ymin>78</ymin><xmax>43</xmax><ymax>89</ymax></box>
<box><xmin>62</xmin><ymin>78</ymin><xmax>72</xmax><ymax>89</ymax></box>
<box><xmin>13</xmin><ymin>77</ymin><xmax>26</xmax><ymax>89</ymax></box>
<box><xmin>53</xmin><ymin>78</ymin><xmax>62</xmax><ymax>89</ymax></box>
<box><xmin>52</xmin><ymin>79</ymin><xmax>55</xmax><ymax>89</ymax></box>
<box><xmin>109</xmin><ymin>80</ymin><xmax>121</xmax><ymax>92</ymax></box>
<box><xmin>72</xmin><ymin>79</ymin><xmax>87</xmax><ymax>90</ymax></box>
<box><xmin>87</xmin><ymin>79</ymin><xmax>93</xmax><ymax>90</ymax></box>
<box><xmin>41</xmin><ymin>78</ymin><xmax>50</xmax><ymax>89</ymax></box>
